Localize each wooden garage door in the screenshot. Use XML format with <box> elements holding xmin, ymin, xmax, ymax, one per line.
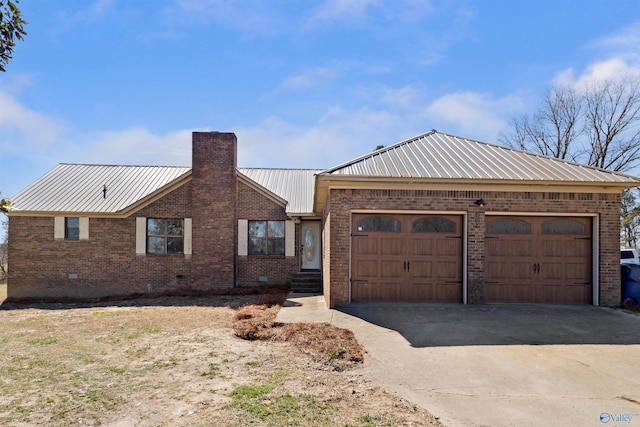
<box><xmin>485</xmin><ymin>216</ymin><xmax>592</xmax><ymax>304</ymax></box>
<box><xmin>351</xmin><ymin>214</ymin><xmax>463</xmax><ymax>302</ymax></box>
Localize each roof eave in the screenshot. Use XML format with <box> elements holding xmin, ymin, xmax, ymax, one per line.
<box><xmin>316</xmin><ymin>174</ymin><xmax>640</xmax><ymax>187</ymax></box>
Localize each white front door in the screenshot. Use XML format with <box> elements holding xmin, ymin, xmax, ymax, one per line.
<box><xmin>301</xmin><ymin>221</ymin><xmax>321</xmax><ymax>270</ymax></box>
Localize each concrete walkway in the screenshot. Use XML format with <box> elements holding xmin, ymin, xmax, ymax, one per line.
<box><xmin>277</xmin><ymin>293</ymin><xmax>640</xmax><ymax>427</ymax></box>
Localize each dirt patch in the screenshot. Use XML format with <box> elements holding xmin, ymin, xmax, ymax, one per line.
<box><xmin>0</xmin><ymin>292</ymin><xmax>442</xmax><ymax>426</ymax></box>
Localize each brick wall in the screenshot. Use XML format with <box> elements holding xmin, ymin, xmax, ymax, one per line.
<box><xmin>190</xmin><ymin>132</ymin><xmax>237</xmax><ymax>289</ymax></box>
<box><xmin>236</xmin><ymin>180</ymin><xmax>298</xmax><ymax>286</ymax></box>
<box><xmin>324</xmin><ymin>188</ymin><xmax>622</xmax><ymax>308</ymax></box>
<box><xmin>7</xmin><ymin>183</ymin><xmax>194</xmax><ymax>300</ymax></box>
<box><xmin>8</xmin><ymin>131</ymin><xmax>244</xmax><ymax>301</ymax></box>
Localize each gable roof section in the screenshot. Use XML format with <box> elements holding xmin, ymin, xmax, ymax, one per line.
<box><xmin>10</xmin><ymin>164</ymin><xmax>191</xmax><ymax>215</ymax></box>
<box><xmin>238</xmin><ymin>168</ymin><xmax>322</xmax><ymax>215</ymax></box>
<box><xmin>321</xmin><ymin>130</ymin><xmax>640</xmax><ymax>184</ymax></box>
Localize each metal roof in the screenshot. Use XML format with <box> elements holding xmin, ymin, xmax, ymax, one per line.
<box><xmin>11</xmin><ymin>164</ymin><xmax>191</xmax><ymax>214</ymax></box>
<box><xmin>238</xmin><ymin>168</ymin><xmax>321</xmax><ymax>215</ymax></box>
<box><xmin>322</xmin><ymin>130</ymin><xmax>640</xmax><ymax>184</ymax></box>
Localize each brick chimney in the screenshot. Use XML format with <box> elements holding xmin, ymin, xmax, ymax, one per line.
<box><xmin>190</xmin><ymin>132</ymin><xmax>237</xmax><ymax>289</ymax></box>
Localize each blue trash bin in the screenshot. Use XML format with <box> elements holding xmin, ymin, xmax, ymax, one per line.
<box><xmin>621</xmin><ymin>264</ymin><xmax>640</xmax><ymax>307</ymax></box>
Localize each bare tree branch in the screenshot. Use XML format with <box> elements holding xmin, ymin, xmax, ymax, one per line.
<box><xmin>499</xmin><ymin>86</ymin><xmax>583</xmax><ymax>160</ymax></box>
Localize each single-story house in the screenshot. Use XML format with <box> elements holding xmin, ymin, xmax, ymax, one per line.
<box><xmin>7</xmin><ymin>130</ymin><xmax>640</xmax><ymax>307</ymax></box>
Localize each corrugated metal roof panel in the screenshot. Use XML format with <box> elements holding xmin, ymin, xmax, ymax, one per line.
<box><xmin>323</xmin><ymin>130</ymin><xmax>640</xmax><ymax>184</ymax></box>
<box><xmin>238</xmin><ymin>168</ymin><xmax>321</xmax><ymax>215</ymax></box>
<box><xmin>11</xmin><ymin>164</ymin><xmax>191</xmax><ymax>213</ymax></box>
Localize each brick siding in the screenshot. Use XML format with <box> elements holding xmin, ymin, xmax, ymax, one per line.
<box><xmin>323</xmin><ymin>188</ymin><xmax>621</xmax><ymax>308</ymax></box>
<box><xmin>236</xmin><ymin>180</ymin><xmax>299</xmax><ymax>286</ymax></box>
<box><xmin>7</xmin><ymin>132</ymin><xmax>303</xmax><ymax>301</ymax></box>
<box><xmin>190</xmin><ymin>132</ymin><xmax>237</xmax><ymax>289</ymax></box>
<box><xmin>7</xmin><ymin>183</ymin><xmax>194</xmax><ymax>300</ymax></box>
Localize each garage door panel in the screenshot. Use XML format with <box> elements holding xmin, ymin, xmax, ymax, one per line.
<box><xmin>542</xmin><ymin>262</ymin><xmax>563</xmax><ymax>279</ymax></box>
<box><xmin>381</xmin><ymin>238</ymin><xmax>404</xmax><ymax>255</ymax></box>
<box><xmin>408</xmin><ymin>284</ymin><xmax>431</xmax><ymax>300</ymax></box>
<box><xmin>379</xmin><ymin>282</ymin><xmax>403</xmax><ymax>300</ymax></box>
<box><xmin>354</xmin><ymin>238</ymin><xmax>378</xmax><ymax>255</ymax></box>
<box><xmin>352</xmin><ymin>282</ymin><xmax>375</xmax><ymax>300</ymax></box>
<box><xmin>485</xmin><ymin>216</ymin><xmax>592</xmax><ymax>304</ymax></box>
<box><xmin>541</xmin><ymin>284</ymin><xmax>590</xmax><ymax>304</ymax></box>
<box><xmin>411</xmin><ymin>261</ymin><xmax>432</xmax><ymax>278</ymax></box>
<box><xmin>486</xmin><ymin>284</ymin><xmax>531</xmax><ymax>303</ymax></box>
<box><xmin>380</xmin><ymin>260</ymin><xmax>403</xmax><ymax>277</ymax></box>
<box><xmin>565</xmin><ymin>263</ymin><xmax>590</xmax><ymax>280</ymax></box>
<box><xmin>435</xmin><ymin>238</ymin><xmax>459</xmax><ymax>256</ymax></box>
<box><xmin>540</xmin><ymin>240</ymin><xmax>563</xmax><ymax>257</ymax></box>
<box><xmin>512</xmin><ymin>284</ymin><xmax>532</xmax><ymax>302</ymax></box>
<box><xmin>486</xmin><ymin>239</ymin><xmax>534</xmax><ymax>257</ymax></box>
<box><xmin>436</xmin><ymin>283</ymin><xmax>462</xmax><ymax>302</ymax></box>
<box><xmin>487</xmin><ymin>262</ymin><xmax>533</xmax><ymax>279</ymax></box>
<box><xmin>436</xmin><ymin>261</ymin><xmax>460</xmax><ymax>279</ymax></box>
<box><xmin>410</xmin><ymin>239</ymin><xmax>433</xmax><ymax>256</ymax></box>
<box><xmin>354</xmin><ymin>260</ymin><xmax>378</xmax><ymax>277</ymax></box>
<box><xmin>408</xmin><ymin>283</ymin><xmax>460</xmax><ymax>302</ymax></box>
<box><xmin>351</xmin><ymin>213</ymin><xmax>462</xmax><ymax>302</ymax></box>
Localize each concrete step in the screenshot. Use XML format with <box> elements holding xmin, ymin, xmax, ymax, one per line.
<box><xmin>290</xmin><ymin>272</ymin><xmax>322</xmax><ymax>293</ymax></box>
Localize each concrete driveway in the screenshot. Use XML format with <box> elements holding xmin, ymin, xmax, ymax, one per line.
<box><xmin>278</xmin><ymin>296</ymin><xmax>640</xmax><ymax>427</ymax></box>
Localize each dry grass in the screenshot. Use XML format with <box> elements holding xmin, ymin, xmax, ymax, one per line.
<box><xmin>233</xmin><ymin>297</ymin><xmax>364</xmax><ymax>366</ymax></box>
<box><xmin>0</xmin><ymin>290</ymin><xmax>441</xmax><ymax>426</ymax></box>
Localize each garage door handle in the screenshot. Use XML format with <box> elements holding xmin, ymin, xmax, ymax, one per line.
<box><xmin>403</xmin><ymin>261</ymin><xmax>407</xmax><ymax>272</ymax></box>
<box><xmin>407</xmin><ymin>261</ymin><xmax>410</xmax><ymax>272</ymax></box>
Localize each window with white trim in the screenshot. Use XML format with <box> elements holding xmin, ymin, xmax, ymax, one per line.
<box><xmin>65</xmin><ymin>217</ymin><xmax>80</xmax><ymax>240</ymax></box>
<box><xmin>146</xmin><ymin>218</ymin><xmax>184</xmax><ymax>254</ymax></box>
<box><xmin>248</xmin><ymin>220</ymin><xmax>285</xmax><ymax>256</ymax></box>
<box><xmin>55</xmin><ymin>216</ymin><xmax>89</xmax><ymax>240</ymax></box>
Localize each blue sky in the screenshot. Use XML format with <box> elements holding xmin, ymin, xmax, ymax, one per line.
<box><xmin>2</xmin><ymin>0</ymin><xmax>640</xmax><ymax>206</ymax></box>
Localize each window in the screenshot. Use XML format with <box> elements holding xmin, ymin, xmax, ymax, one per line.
<box><xmin>356</xmin><ymin>216</ymin><xmax>401</xmax><ymax>232</ymax></box>
<box><xmin>248</xmin><ymin>220</ymin><xmax>285</xmax><ymax>256</ymax></box>
<box><xmin>65</xmin><ymin>217</ymin><xmax>80</xmax><ymax>240</ymax></box>
<box><xmin>412</xmin><ymin>217</ymin><xmax>456</xmax><ymax>233</ymax></box>
<box><xmin>542</xmin><ymin>219</ymin><xmax>585</xmax><ymax>235</ymax></box>
<box><xmin>147</xmin><ymin>219</ymin><xmax>184</xmax><ymax>254</ymax></box>
<box><xmin>487</xmin><ymin>218</ymin><xmax>531</xmax><ymax>234</ymax></box>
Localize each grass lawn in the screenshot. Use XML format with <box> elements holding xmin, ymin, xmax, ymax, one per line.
<box><xmin>0</xmin><ymin>291</ymin><xmax>440</xmax><ymax>426</ymax></box>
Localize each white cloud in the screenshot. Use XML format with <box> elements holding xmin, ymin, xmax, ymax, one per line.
<box><xmin>235</xmin><ymin>106</ymin><xmax>408</xmax><ymax>169</ymax></box>
<box><xmin>170</xmin><ymin>0</ymin><xmax>276</xmax><ymax>35</ymax></box>
<box><xmin>380</xmin><ymin>84</ymin><xmax>427</xmax><ymax>109</ymax></box>
<box><xmin>305</xmin><ymin>0</ymin><xmax>436</xmax><ymax>29</ymax></box>
<box><xmin>554</xmin><ymin>58</ymin><xmax>640</xmax><ymax>88</ymax></box>
<box><xmin>306</xmin><ymin>0</ymin><xmax>383</xmax><ymax>28</ymax></box>
<box><xmin>68</xmin><ymin>128</ymin><xmax>196</xmax><ymax>166</ymax></box>
<box><xmin>591</xmin><ymin>20</ymin><xmax>640</xmax><ymax>63</ymax></box>
<box><xmin>55</xmin><ymin>0</ymin><xmax>115</xmax><ymax>30</ymax></box>
<box><xmin>553</xmin><ymin>21</ymin><xmax>640</xmax><ymax>88</ymax></box>
<box><xmin>0</xmin><ymin>91</ymin><xmax>66</xmax><ymax>151</ymax></box>
<box><xmin>425</xmin><ymin>91</ymin><xmax>523</xmax><ymax>141</ymax></box>
<box><xmin>282</xmin><ymin>67</ymin><xmax>340</xmax><ymax>90</ymax></box>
